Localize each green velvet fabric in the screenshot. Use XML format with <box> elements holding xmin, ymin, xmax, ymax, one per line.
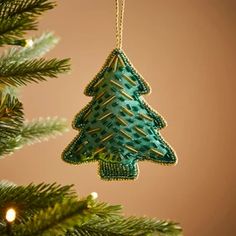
<box><xmin>62</xmin><ymin>48</ymin><xmax>177</xmax><ymax>180</ymax></box>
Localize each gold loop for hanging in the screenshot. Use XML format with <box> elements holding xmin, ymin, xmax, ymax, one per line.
<box><xmin>115</xmin><ymin>0</ymin><xmax>125</xmax><ymax>49</ymax></box>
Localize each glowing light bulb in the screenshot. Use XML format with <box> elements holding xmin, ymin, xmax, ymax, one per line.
<box><xmin>5</xmin><ymin>208</ymin><xmax>16</xmax><ymax>223</ymax></box>
<box><xmin>25</xmin><ymin>39</ymin><xmax>33</xmax><ymax>47</ymax></box>
<box><xmin>90</xmin><ymin>192</ymin><xmax>98</xmax><ymax>200</ymax></box>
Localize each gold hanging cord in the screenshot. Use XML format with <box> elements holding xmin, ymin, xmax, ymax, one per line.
<box><xmin>115</xmin><ymin>0</ymin><xmax>125</xmax><ymax>49</ymax></box>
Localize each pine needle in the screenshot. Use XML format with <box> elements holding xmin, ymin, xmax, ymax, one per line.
<box><xmin>0</xmin><ymin>32</ymin><xmax>59</xmax><ymax>66</ymax></box>
<box><xmin>0</xmin><ymin>117</ymin><xmax>69</xmax><ymax>157</ymax></box>
<box><xmin>72</xmin><ymin>217</ymin><xmax>182</xmax><ymax>236</ymax></box>
<box><xmin>0</xmin><ymin>0</ymin><xmax>56</xmax><ymax>18</ymax></box>
<box><xmin>0</xmin><ymin>183</ymin><xmax>182</xmax><ymax>236</ymax></box>
<box><xmin>0</xmin><ymin>183</ymin><xmax>76</xmax><ymax>223</ymax></box>
<box><xmin>0</xmin><ymin>0</ymin><xmax>56</xmax><ymax>46</ymax></box>
<box><xmin>0</xmin><ymin>92</ymin><xmax>24</xmax><ymax>141</ymax></box>
<box><xmin>0</xmin><ymin>58</ymin><xmax>70</xmax><ymax>87</ymax></box>
<box><xmin>20</xmin><ymin>117</ymin><xmax>69</xmax><ymax>144</ymax></box>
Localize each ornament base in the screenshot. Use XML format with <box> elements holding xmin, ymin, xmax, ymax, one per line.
<box><xmin>99</xmin><ymin>161</ymin><xmax>138</xmax><ymax>180</ymax></box>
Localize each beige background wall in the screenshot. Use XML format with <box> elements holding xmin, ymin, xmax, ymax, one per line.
<box><xmin>1</xmin><ymin>0</ymin><xmax>236</xmax><ymax>235</ymax></box>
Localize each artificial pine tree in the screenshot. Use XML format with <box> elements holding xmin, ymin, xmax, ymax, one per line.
<box><xmin>0</xmin><ymin>0</ymin><xmax>182</xmax><ymax>235</ymax></box>
<box><xmin>0</xmin><ymin>181</ymin><xmax>182</xmax><ymax>236</ymax></box>
<box><xmin>0</xmin><ymin>0</ymin><xmax>70</xmax><ymax>157</ymax></box>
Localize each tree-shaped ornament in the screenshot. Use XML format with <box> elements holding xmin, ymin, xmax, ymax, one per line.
<box><xmin>62</xmin><ymin>0</ymin><xmax>177</xmax><ymax>180</ymax></box>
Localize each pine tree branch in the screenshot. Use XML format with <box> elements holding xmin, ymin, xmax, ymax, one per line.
<box><xmin>0</xmin><ymin>183</ymin><xmax>182</xmax><ymax>236</ymax></box>
<box><xmin>11</xmin><ymin>198</ymin><xmax>121</xmax><ymax>236</ymax></box>
<box><xmin>0</xmin><ymin>92</ymin><xmax>24</xmax><ymax>141</ymax></box>
<box><xmin>0</xmin><ymin>15</ymin><xmax>36</xmax><ymax>46</ymax></box>
<box><xmin>81</xmin><ymin>198</ymin><xmax>122</xmax><ymax>221</ymax></box>
<box><xmin>20</xmin><ymin>117</ymin><xmax>69</xmax><ymax>144</ymax></box>
<box><xmin>12</xmin><ymin>199</ymin><xmax>87</xmax><ymax>236</ymax></box>
<box><xmin>0</xmin><ymin>58</ymin><xmax>70</xmax><ymax>86</ymax></box>
<box><xmin>0</xmin><ymin>183</ymin><xmax>76</xmax><ymax>223</ymax></box>
<box><xmin>1</xmin><ymin>32</ymin><xmax>59</xmax><ymax>64</ymax></box>
<box><xmin>0</xmin><ymin>117</ymin><xmax>68</xmax><ymax>157</ymax></box>
<box><xmin>0</xmin><ymin>0</ymin><xmax>56</xmax><ymax>46</ymax></box>
<box><xmin>0</xmin><ymin>0</ymin><xmax>56</xmax><ymax>18</ymax></box>
<box><xmin>0</xmin><ymin>179</ymin><xmax>16</xmax><ymax>188</ymax></box>
<box><xmin>0</xmin><ymin>182</ymin><xmax>122</xmax><ymax>236</ymax></box>
<box><xmin>72</xmin><ymin>217</ymin><xmax>182</xmax><ymax>236</ymax></box>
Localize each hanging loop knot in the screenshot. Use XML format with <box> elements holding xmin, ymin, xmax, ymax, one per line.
<box><xmin>115</xmin><ymin>0</ymin><xmax>125</xmax><ymax>49</ymax></box>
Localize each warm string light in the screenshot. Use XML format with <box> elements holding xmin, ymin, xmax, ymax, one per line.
<box><xmin>5</xmin><ymin>208</ymin><xmax>16</xmax><ymax>236</ymax></box>
<box><xmin>25</xmin><ymin>39</ymin><xmax>33</xmax><ymax>47</ymax></box>
<box><xmin>5</xmin><ymin>208</ymin><xmax>16</xmax><ymax>223</ymax></box>
<box><xmin>90</xmin><ymin>192</ymin><xmax>98</xmax><ymax>200</ymax></box>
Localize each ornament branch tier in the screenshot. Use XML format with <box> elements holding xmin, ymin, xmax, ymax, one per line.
<box><xmin>62</xmin><ymin>48</ymin><xmax>177</xmax><ymax>180</ymax></box>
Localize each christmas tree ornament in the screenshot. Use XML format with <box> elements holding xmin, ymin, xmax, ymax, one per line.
<box><xmin>62</xmin><ymin>0</ymin><xmax>177</xmax><ymax>180</ymax></box>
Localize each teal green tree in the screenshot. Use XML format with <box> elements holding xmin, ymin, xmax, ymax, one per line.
<box><xmin>63</xmin><ymin>49</ymin><xmax>177</xmax><ymax>180</ymax></box>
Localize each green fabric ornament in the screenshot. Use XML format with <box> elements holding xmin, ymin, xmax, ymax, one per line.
<box><xmin>62</xmin><ymin>0</ymin><xmax>177</xmax><ymax>180</ymax></box>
